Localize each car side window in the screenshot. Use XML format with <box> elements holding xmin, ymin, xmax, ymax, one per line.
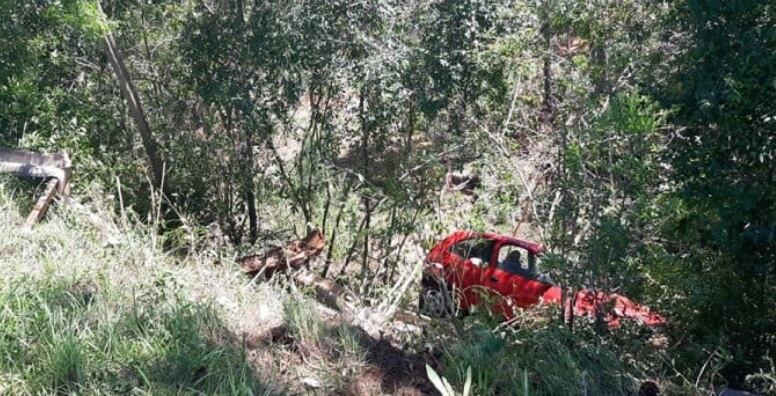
<box><xmin>449</xmin><ymin>238</ymin><xmax>494</xmax><ymax>267</ymax></box>
<box><xmin>497</xmin><ymin>245</ymin><xmax>531</xmax><ymax>275</ymax></box>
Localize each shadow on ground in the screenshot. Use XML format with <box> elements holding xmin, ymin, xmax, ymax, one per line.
<box><xmin>241</xmin><ymin>322</ymin><xmax>437</xmax><ymax>395</ymax></box>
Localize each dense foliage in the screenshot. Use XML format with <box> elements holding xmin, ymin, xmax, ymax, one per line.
<box><xmin>1</xmin><ymin>0</ymin><xmax>774</xmax><ymax>393</ymax></box>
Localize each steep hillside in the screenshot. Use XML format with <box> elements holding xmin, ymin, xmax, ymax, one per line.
<box><xmin>0</xmin><ymin>184</ymin><xmax>439</xmax><ymax>395</ymax></box>
<box><xmin>1</xmin><ymin>182</ymin><xmax>740</xmax><ymax>396</ymax></box>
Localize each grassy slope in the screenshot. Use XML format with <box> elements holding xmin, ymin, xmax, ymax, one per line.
<box><xmin>0</xmin><ymin>181</ymin><xmax>710</xmax><ymax>396</ymax></box>
<box><xmin>0</xmin><ymin>183</ymin><xmax>392</xmax><ymax>395</ymax></box>
<box><xmin>0</xmin><ymin>186</ymin><xmax>273</xmax><ymax>394</ymax></box>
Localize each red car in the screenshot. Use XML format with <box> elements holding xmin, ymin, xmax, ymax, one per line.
<box><xmin>419</xmin><ymin>231</ymin><xmax>666</xmax><ymax>329</ymax></box>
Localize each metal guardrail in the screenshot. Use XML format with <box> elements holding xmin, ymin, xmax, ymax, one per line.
<box><xmin>0</xmin><ymin>148</ymin><xmax>72</xmax><ymax>225</ymax></box>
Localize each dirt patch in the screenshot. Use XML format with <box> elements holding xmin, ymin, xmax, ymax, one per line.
<box><xmin>243</xmin><ymin>325</ymin><xmax>292</xmax><ymax>347</ymax></box>
<box><xmin>349</xmin><ymin>332</ymin><xmax>435</xmax><ymax>395</ymax></box>
<box><xmin>245</xmin><ymin>321</ymin><xmax>436</xmax><ymax>395</ymax></box>
<box><xmin>342</xmin><ymin>366</ymin><xmax>427</xmax><ymax>396</ymax></box>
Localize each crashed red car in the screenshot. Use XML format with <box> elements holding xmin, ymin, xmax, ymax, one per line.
<box><xmin>419</xmin><ymin>231</ymin><xmax>666</xmax><ymax>329</ymax></box>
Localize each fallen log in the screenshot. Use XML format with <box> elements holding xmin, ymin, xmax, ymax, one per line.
<box><xmin>292</xmin><ymin>268</ymin><xmax>382</xmax><ymax>338</ymax></box>
<box><xmin>238</xmin><ymin>229</ymin><xmax>324</xmax><ymax>276</ymax></box>
<box><xmin>237</xmin><ymin>229</ymin><xmax>354</xmax><ymax>315</ymax></box>
<box><xmin>237</xmin><ymin>230</ymin><xmax>388</xmax><ymax>338</ymax></box>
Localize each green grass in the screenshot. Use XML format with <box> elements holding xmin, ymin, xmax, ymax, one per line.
<box><xmin>0</xmin><ymin>182</ymin><xmax>652</xmax><ymax>395</ymax></box>
<box><xmin>0</xmin><ymin>182</ymin><xmax>383</xmax><ymax>394</ymax></box>
<box><xmin>0</xmin><ymin>276</ymin><xmax>269</xmax><ymax>395</ymax></box>
<box><xmin>281</xmin><ymin>293</ymin><xmax>369</xmax><ymax>392</ymax></box>
<box><xmin>284</xmin><ymin>294</ymin><xmax>327</xmax><ymax>347</ymax></box>
<box><xmin>0</xmin><ymin>179</ymin><xmax>727</xmax><ymax>395</ymax></box>
<box><xmin>438</xmin><ymin>317</ymin><xmax>642</xmax><ymax>396</ymax></box>
<box><xmin>0</xmin><ymin>183</ymin><xmax>285</xmax><ymax>395</ymax></box>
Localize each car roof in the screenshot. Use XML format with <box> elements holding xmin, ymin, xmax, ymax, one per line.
<box><xmin>443</xmin><ymin>230</ymin><xmax>544</xmax><ymax>255</ymax></box>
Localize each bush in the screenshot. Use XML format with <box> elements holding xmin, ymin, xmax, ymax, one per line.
<box><xmin>440</xmin><ymin>316</ymin><xmax>643</xmax><ymax>396</ymax></box>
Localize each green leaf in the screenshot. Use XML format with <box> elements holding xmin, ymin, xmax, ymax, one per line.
<box><xmin>462</xmin><ymin>366</ymin><xmax>472</xmax><ymax>396</ymax></box>
<box><xmin>426</xmin><ymin>364</ymin><xmax>451</xmax><ymax>396</ymax></box>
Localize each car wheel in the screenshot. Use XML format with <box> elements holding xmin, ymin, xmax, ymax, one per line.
<box><xmin>419</xmin><ymin>282</ymin><xmax>455</xmax><ymax>318</ymax></box>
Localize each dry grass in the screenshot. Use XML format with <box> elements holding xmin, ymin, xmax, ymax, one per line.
<box><xmin>0</xmin><ymin>181</ymin><xmax>437</xmax><ymax>395</ymax></box>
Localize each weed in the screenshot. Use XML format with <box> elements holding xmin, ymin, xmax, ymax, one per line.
<box><xmin>283</xmin><ymin>294</ymin><xmax>326</xmax><ymax>347</ymax></box>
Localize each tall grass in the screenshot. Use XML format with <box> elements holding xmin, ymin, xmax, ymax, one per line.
<box><xmin>0</xmin><ymin>183</ymin><xmax>280</xmax><ymax>394</ymax></box>
<box><xmin>0</xmin><ymin>180</ymin><xmax>387</xmax><ymax>394</ymax></box>
<box><xmin>281</xmin><ymin>292</ymin><xmax>369</xmax><ymax>392</ymax></box>
<box><xmin>439</xmin><ymin>318</ymin><xmax>640</xmax><ymax>396</ymax></box>
<box><xmin>0</xmin><ymin>276</ymin><xmax>270</xmax><ymax>395</ymax></box>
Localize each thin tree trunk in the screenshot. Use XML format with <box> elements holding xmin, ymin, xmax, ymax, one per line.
<box><xmin>342</xmin><ymin>212</ymin><xmax>369</xmax><ymax>274</ymax></box>
<box><xmin>359</xmin><ymin>89</ymin><xmax>369</xmax><ymax>175</ymax></box>
<box><xmin>358</xmin><ymin>87</ymin><xmax>372</xmax><ymax>289</ymax></box>
<box><xmin>591</xmin><ymin>43</ymin><xmax>608</xmax><ymax>96</ymax></box>
<box><xmin>540</xmin><ymin>1</ymin><xmax>553</xmax><ymax>124</ymax></box>
<box><xmin>244</xmin><ymin>128</ymin><xmax>258</xmax><ymax>244</ymax></box>
<box><xmin>103</xmin><ymin>32</ymin><xmax>168</xmax><ymax>196</ymax></box>
<box><xmin>542</xmin><ymin>41</ymin><xmax>552</xmax><ymax>114</ymax></box>
<box><xmin>404</xmin><ymin>93</ymin><xmax>415</xmax><ymax>163</ymax></box>
<box><xmin>361</xmin><ymin>197</ymin><xmax>371</xmax><ymax>289</ymax></box>
<box><xmin>236</xmin><ymin>0</ymin><xmax>245</xmax><ymax>22</ymax></box>
<box><xmin>323</xmin><ymin>180</ymin><xmax>353</xmax><ymax>278</ymax></box>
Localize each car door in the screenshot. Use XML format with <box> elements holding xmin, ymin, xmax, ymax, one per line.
<box><xmin>488</xmin><ymin>243</ymin><xmax>555</xmax><ymax>317</ymax></box>
<box><xmin>446</xmin><ymin>238</ymin><xmax>493</xmax><ymax>310</ymax></box>
<box><xmin>481</xmin><ymin>242</ymin><xmax>520</xmax><ymax>317</ymax></box>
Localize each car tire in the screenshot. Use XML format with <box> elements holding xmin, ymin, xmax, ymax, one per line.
<box><xmin>419</xmin><ymin>279</ymin><xmax>456</xmax><ymax>318</ymax></box>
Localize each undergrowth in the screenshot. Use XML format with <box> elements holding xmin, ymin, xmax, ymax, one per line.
<box><xmin>439</xmin><ymin>322</ymin><xmax>632</xmax><ymax>396</ymax></box>
<box><xmin>0</xmin><ymin>183</ymin><xmax>397</xmax><ymax>395</ymax></box>
<box><xmin>0</xmin><ymin>277</ymin><xmax>266</xmax><ymax>395</ymax></box>
<box><xmin>0</xmin><ymin>181</ymin><xmax>749</xmax><ymax>395</ymax></box>
<box><xmin>0</xmin><ymin>182</ymin><xmax>293</xmax><ymax>394</ymax></box>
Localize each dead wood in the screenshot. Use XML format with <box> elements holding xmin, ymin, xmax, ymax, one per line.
<box><xmin>238</xmin><ymin>229</ymin><xmax>325</xmax><ymax>276</ymax></box>
<box><xmin>237</xmin><ymin>229</ymin><xmax>404</xmax><ymax>339</ymax></box>
<box><xmin>238</xmin><ymin>229</ymin><xmax>378</xmax><ymax>334</ymax></box>
<box><xmin>445</xmin><ymin>172</ymin><xmax>480</xmax><ymax>195</ymax></box>
<box><xmin>25</xmin><ymin>178</ymin><xmax>59</xmax><ymax>226</ymax></box>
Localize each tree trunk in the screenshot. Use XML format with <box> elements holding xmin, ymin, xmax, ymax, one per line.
<box><xmin>404</xmin><ymin>92</ymin><xmax>415</xmax><ymax>164</ymax></box>
<box><xmin>361</xmin><ymin>197</ymin><xmax>372</xmax><ymax>291</ymax></box>
<box><xmin>591</xmin><ymin>43</ymin><xmax>608</xmax><ymax>96</ymax></box>
<box><xmin>540</xmin><ymin>1</ymin><xmax>553</xmax><ymax>125</ymax></box>
<box><xmin>244</xmin><ymin>128</ymin><xmax>258</xmax><ymax>244</ymax></box>
<box><xmin>103</xmin><ymin>32</ymin><xmax>169</xmax><ymax>197</ymax></box>
<box><xmin>358</xmin><ymin>88</ymin><xmax>372</xmax><ymax>289</ymax></box>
